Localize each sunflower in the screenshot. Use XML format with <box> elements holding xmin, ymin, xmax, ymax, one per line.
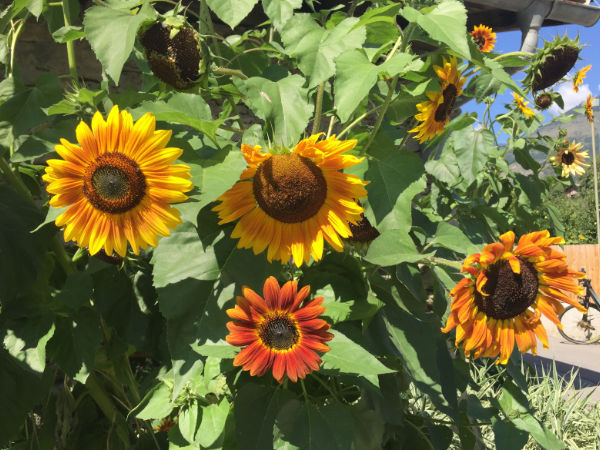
<box><xmin>470</xmin><ymin>24</ymin><xmax>496</xmax><ymax>52</ymax></box>
<box><xmin>442</xmin><ymin>231</ymin><xmax>585</xmax><ymax>364</ymax></box>
<box><xmin>213</xmin><ymin>134</ymin><xmax>368</xmax><ymax>267</ymax></box>
<box><xmin>550</xmin><ymin>140</ymin><xmax>590</xmax><ymax>177</ymax></box>
<box><xmin>409</xmin><ymin>57</ymin><xmax>466</xmax><ymax>143</ymax></box>
<box><xmin>572</xmin><ymin>64</ymin><xmax>591</xmax><ymax>93</ymax></box>
<box><xmin>585</xmin><ymin>94</ymin><xmax>594</xmax><ymax>123</ymax></box>
<box><xmin>154</xmin><ymin>416</ymin><xmax>178</xmax><ymax>432</ymax></box>
<box><xmin>43</xmin><ymin>106</ymin><xmax>193</xmax><ymax>257</ymax></box>
<box><xmin>226</xmin><ymin>277</ymin><xmax>333</xmax><ymax>383</ymax></box>
<box><xmin>513</xmin><ymin>93</ymin><xmax>536</xmax><ymax>118</ymax></box>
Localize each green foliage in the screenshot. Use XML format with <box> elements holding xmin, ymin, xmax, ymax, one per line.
<box><xmin>0</xmin><ymin>0</ymin><xmax>592</xmax><ymax>448</ymax></box>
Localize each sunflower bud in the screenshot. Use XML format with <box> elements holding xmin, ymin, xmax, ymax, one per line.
<box><xmin>524</xmin><ymin>34</ymin><xmax>582</xmax><ymax>92</ymax></box>
<box><xmin>138</xmin><ymin>19</ymin><xmax>205</xmax><ymax>90</ymax></box>
<box><xmin>534</xmin><ymin>92</ymin><xmax>552</xmax><ymax>110</ymax></box>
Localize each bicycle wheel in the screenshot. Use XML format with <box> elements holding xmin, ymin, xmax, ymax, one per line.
<box><xmin>558</xmin><ymin>304</ymin><xmax>600</xmax><ymax>344</ymax></box>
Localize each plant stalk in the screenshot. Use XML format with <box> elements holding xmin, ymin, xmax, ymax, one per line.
<box><xmin>590</xmin><ymin>119</ymin><xmax>600</xmax><ymax>264</ymax></box>
<box><xmin>62</xmin><ymin>0</ymin><xmax>78</xmax><ymax>82</ymax></box>
<box><xmin>0</xmin><ymin>155</ymin><xmax>32</xmax><ymax>201</ymax></box>
<box><xmin>312</xmin><ymin>82</ymin><xmax>325</xmax><ymax>135</ymax></box>
<box><xmin>213</xmin><ymin>66</ymin><xmax>248</xmax><ymax>80</ymax></box>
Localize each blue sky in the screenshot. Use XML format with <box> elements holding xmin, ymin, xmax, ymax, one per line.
<box><xmin>463</xmin><ymin>22</ymin><xmax>600</xmax><ymax>123</ymax></box>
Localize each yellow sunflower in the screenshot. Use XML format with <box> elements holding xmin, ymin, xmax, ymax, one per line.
<box><xmin>213</xmin><ymin>134</ymin><xmax>368</xmax><ymax>267</ymax></box>
<box><xmin>43</xmin><ymin>106</ymin><xmax>193</xmax><ymax>257</ymax></box>
<box><xmin>550</xmin><ymin>140</ymin><xmax>590</xmax><ymax>177</ymax></box>
<box><xmin>585</xmin><ymin>94</ymin><xmax>595</xmax><ymax>123</ymax></box>
<box><xmin>572</xmin><ymin>64</ymin><xmax>591</xmax><ymax>93</ymax></box>
<box><xmin>409</xmin><ymin>57</ymin><xmax>466</xmax><ymax>143</ymax></box>
<box><xmin>513</xmin><ymin>92</ymin><xmax>536</xmax><ymax>118</ymax></box>
<box><xmin>470</xmin><ymin>24</ymin><xmax>496</xmax><ymax>52</ymax></box>
<box><xmin>442</xmin><ymin>231</ymin><xmax>585</xmax><ymax>364</ymax></box>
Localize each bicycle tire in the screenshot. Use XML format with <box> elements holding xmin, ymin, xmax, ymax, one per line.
<box><xmin>558</xmin><ymin>304</ymin><xmax>600</xmax><ymax>344</ymax></box>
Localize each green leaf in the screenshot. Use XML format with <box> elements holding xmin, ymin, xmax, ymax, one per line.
<box><xmin>235</xmin><ymin>383</ymin><xmax>294</xmax><ymax>450</ymax></box>
<box><xmin>262</xmin><ymin>0</ymin><xmax>302</xmax><ymax>30</ymax></box>
<box><xmin>365</xmin><ymin>149</ymin><xmax>426</xmax><ymax>232</ymax></box>
<box><xmin>334</xmin><ymin>50</ymin><xmax>422</xmax><ymax>122</ymax></box>
<box><xmin>321</xmin><ymin>329</ymin><xmax>393</xmax><ymax>377</ymax></box>
<box><xmin>83</xmin><ymin>2</ymin><xmax>155</xmax><ymax>84</ymax></box>
<box><xmin>281</xmin><ymin>15</ymin><xmax>366</xmax><ymax>88</ymax></box>
<box><xmin>55</xmin><ymin>272</ymin><xmax>93</xmax><ymax>309</ymax></box>
<box><xmin>449</xmin><ymin>126</ymin><xmax>495</xmax><ymax>186</ymax></box>
<box><xmin>235</xmin><ymin>74</ymin><xmax>312</xmax><ymax>147</ymax></box>
<box><xmin>2</xmin><ymin>317</ymin><xmax>55</xmax><ymax>374</ymax></box>
<box><xmin>206</xmin><ymin>0</ymin><xmax>259</xmax><ymax>29</ymax></box>
<box><xmin>425</xmin><ymin>148</ymin><xmax>461</xmax><ymax>186</ymax></box>
<box><xmin>275</xmin><ymin>400</ymin><xmax>355</xmax><ymax>450</ymax></box>
<box><xmin>132</xmin><ymin>381</ymin><xmax>174</xmax><ymax>420</ymax></box>
<box><xmin>365</xmin><ymin>231</ymin><xmax>424</xmax><ymax>267</ymax></box>
<box><xmin>179</xmin><ymin>400</ymin><xmax>201</xmax><ymax>444</ymax></box>
<box><xmin>492</xmin><ymin>418</ymin><xmax>529</xmax><ymax>450</ymax></box>
<box><xmin>197</xmin><ymin>399</ymin><xmax>230</xmax><ymax>447</ymax></box>
<box><xmin>401</xmin><ymin>1</ymin><xmax>470</xmax><ymax>58</ymax></box>
<box><xmin>52</xmin><ymin>25</ymin><xmax>85</xmax><ymax>43</ymax></box>
<box><xmin>430</xmin><ymin>222</ymin><xmax>474</xmax><ymax>255</ymax></box>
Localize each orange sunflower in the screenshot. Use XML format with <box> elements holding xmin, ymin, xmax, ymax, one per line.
<box><xmin>226</xmin><ymin>277</ymin><xmax>333</xmax><ymax>383</ymax></box>
<box><xmin>572</xmin><ymin>64</ymin><xmax>591</xmax><ymax>93</ymax></box>
<box><xmin>442</xmin><ymin>231</ymin><xmax>585</xmax><ymax>364</ymax></box>
<box><xmin>550</xmin><ymin>140</ymin><xmax>590</xmax><ymax>177</ymax></box>
<box><xmin>154</xmin><ymin>416</ymin><xmax>178</xmax><ymax>432</ymax></box>
<box><xmin>409</xmin><ymin>57</ymin><xmax>466</xmax><ymax>143</ymax></box>
<box><xmin>470</xmin><ymin>24</ymin><xmax>496</xmax><ymax>52</ymax></box>
<box><xmin>213</xmin><ymin>134</ymin><xmax>368</xmax><ymax>267</ymax></box>
<box><xmin>585</xmin><ymin>94</ymin><xmax>595</xmax><ymax>123</ymax></box>
<box><xmin>513</xmin><ymin>93</ymin><xmax>536</xmax><ymax>118</ymax></box>
<box><xmin>43</xmin><ymin>106</ymin><xmax>193</xmax><ymax>257</ymax></box>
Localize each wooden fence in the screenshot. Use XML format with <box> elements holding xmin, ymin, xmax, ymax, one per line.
<box><xmin>562</xmin><ymin>244</ymin><xmax>600</xmax><ymax>292</ymax></box>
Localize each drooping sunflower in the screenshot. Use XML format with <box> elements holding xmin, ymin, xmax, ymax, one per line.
<box><xmin>470</xmin><ymin>24</ymin><xmax>496</xmax><ymax>52</ymax></box>
<box><xmin>409</xmin><ymin>57</ymin><xmax>466</xmax><ymax>143</ymax></box>
<box><xmin>572</xmin><ymin>64</ymin><xmax>591</xmax><ymax>93</ymax></box>
<box><xmin>442</xmin><ymin>231</ymin><xmax>585</xmax><ymax>364</ymax></box>
<box><xmin>550</xmin><ymin>140</ymin><xmax>590</xmax><ymax>177</ymax></box>
<box><xmin>585</xmin><ymin>94</ymin><xmax>595</xmax><ymax>123</ymax></box>
<box><xmin>213</xmin><ymin>134</ymin><xmax>368</xmax><ymax>267</ymax></box>
<box><xmin>226</xmin><ymin>276</ymin><xmax>333</xmax><ymax>383</ymax></box>
<box><xmin>43</xmin><ymin>106</ymin><xmax>193</xmax><ymax>257</ymax></box>
<box><xmin>513</xmin><ymin>92</ymin><xmax>536</xmax><ymax>118</ymax></box>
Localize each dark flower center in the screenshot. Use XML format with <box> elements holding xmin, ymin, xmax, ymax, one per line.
<box><xmin>434</xmin><ymin>84</ymin><xmax>458</xmax><ymax>123</ymax></box>
<box><xmin>473</xmin><ymin>34</ymin><xmax>486</xmax><ymax>50</ymax></box>
<box><xmin>259</xmin><ymin>316</ymin><xmax>299</xmax><ymax>350</ymax></box>
<box><xmin>253</xmin><ymin>153</ymin><xmax>327</xmax><ymax>223</ymax></box>
<box><xmin>561</xmin><ymin>152</ymin><xmax>575</xmax><ymax>165</ymax></box>
<box><xmin>474</xmin><ymin>257</ymin><xmax>539</xmax><ymax>320</ymax></box>
<box><xmin>83</xmin><ymin>153</ymin><xmax>146</xmax><ymax>214</ymax></box>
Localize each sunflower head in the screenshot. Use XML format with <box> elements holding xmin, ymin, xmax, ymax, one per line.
<box><xmin>42</xmin><ymin>106</ymin><xmax>193</xmax><ymax>257</ymax></box>
<box><xmin>585</xmin><ymin>94</ymin><xmax>595</xmax><ymax>123</ymax></box>
<box><xmin>513</xmin><ymin>93</ymin><xmax>535</xmax><ymax>118</ymax></box>
<box><xmin>470</xmin><ymin>24</ymin><xmax>496</xmax><ymax>52</ymax></box>
<box><xmin>213</xmin><ymin>134</ymin><xmax>368</xmax><ymax>267</ymax></box>
<box><xmin>442</xmin><ymin>231</ymin><xmax>585</xmax><ymax>364</ymax></box>
<box><xmin>409</xmin><ymin>56</ymin><xmax>467</xmax><ymax>143</ymax></box>
<box><xmin>523</xmin><ymin>34</ymin><xmax>582</xmax><ymax>92</ymax></box>
<box><xmin>572</xmin><ymin>64</ymin><xmax>591</xmax><ymax>93</ymax></box>
<box><xmin>226</xmin><ymin>277</ymin><xmax>333</xmax><ymax>383</ymax></box>
<box><xmin>534</xmin><ymin>92</ymin><xmax>553</xmax><ymax>110</ymax></box>
<box><xmin>550</xmin><ymin>140</ymin><xmax>590</xmax><ymax>177</ymax></box>
<box><xmin>138</xmin><ymin>16</ymin><xmax>206</xmax><ymax>90</ymax></box>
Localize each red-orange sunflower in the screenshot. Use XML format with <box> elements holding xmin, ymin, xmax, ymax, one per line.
<box><xmin>226</xmin><ymin>277</ymin><xmax>333</xmax><ymax>383</ymax></box>
<box><xmin>442</xmin><ymin>231</ymin><xmax>585</xmax><ymax>364</ymax></box>
<box><xmin>213</xmin><ymin>134</ymin><xmax>368</xmax><ymax>267</ymax></box>
<box><xmin>470</xmin><ymin>24</ymin><xmax>496</xmax><ymax>52</ymax></box>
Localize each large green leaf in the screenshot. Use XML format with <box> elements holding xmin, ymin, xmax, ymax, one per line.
<box><xmin>2</xmin><ymin>316</ymin><xmax>55</xmax><ymax>374</ymax></box>
<box><xmin>449</xmin><ymin>126</ymin><xmax>495</xmax><ymax>186</ymax></box>
<box><xmin>321</xmin><ymin>329</ymin><xmax>393</xmax><ymax>377</ymax></box>
<box><xmin>132</xmin><ymin>380</ymin><xmax>174</xmax><ymax>420</ymax></box>
<box><xmin>334</xmin><ymin>50</ymin><xmax>422</xmax><ymax>122</ymax></box>
<box><xmin>197</xmin><ymin>399</ymin><xmax>230</xmax><ymax>447</ymax></box>
<box><xmin>206</xmin><ymin>0</ymin><xmax>259</xmax><ymax>29</ymax></box>
<box><xmin>365</xmin><ymin>231</ymin><xmax>424</xmax><ymax>267</ymax></box>
<box><xmin>430</xmin><ymin>222</ymin><xmax>475</xmax><ymax>255</ymax></box>
<box><xmin>83</xmin><ymin>2</ymin><xmax>155</xmax><ymax>84</ymax></box>
<box><xmin>280</xmin><ymin>15</ymin><xmax>366</xmax><ymax>88</ymax></box>
<box><xmin>262</xmin><ymin>0</ymin><xmax>302</xmax><ymax>30</ymax></box>
<box><xmin>401</xmin><ymin>1</ymin><xmax>470</xmax><ymax>59</ymax></box>
<box><xmin>235</xmin><ymin>74</ymin><xmax>312</xmax><ymax>147</ymax></box>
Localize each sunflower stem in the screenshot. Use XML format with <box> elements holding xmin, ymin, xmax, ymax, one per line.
<box><xmin>62</xmin><ymin>0</ymin><xmax>78</xmax><ymax>82</ymax></box>
<box><xmin>8</xmin><ymin>19</ymin><xmax>26</xmax><ymax>78</ymax></box>
<box><xmin>431</xmin><ymin>257</ymin><xmax>462</xmax><ymax>270</ymax></box>
<box><xmin>300</xmin><ymin>379</ymin><xmax>309</xmax><ymax>404</ymax></box>
<box><xmin>0</xmin><ymin>155</ymin><xmax>33</xmax><ymax>201</ymax></box>
<box><xmin>348</xmin><ymin>0</ymin><xmax>360</xmax><ymax>16</ymax></box>
<box><xmin>213</xmin><ymin>66</ymin><xmax>248</xmax><ymax>80</ymax></box>
<box><xmin>589</xmin><ymin>119</ymin><xmax>600</xmax><ymax>258</ymax></box>
<box><xmin>493</xmin><ymin>51</ymin><xmax>533</xmax><ymax>62</ymax></box>
<box><xmin>310</xmin><ymin>373</ymin><xmax>341</xmax><ymax>402</ymax></box>
<box><xmin>312</xmin><ymin>82</ymin><xmax>325</xmax><ymax>135</ymax></box>
<box><xmin>326</xmin><ymin>116</ymin><xmax>336</xmax><ymax>138</ymax></box>
<box><xmin>52</xmin><ymin>236</ymin><xmax>75</xmax><ymax>275</ymax></box>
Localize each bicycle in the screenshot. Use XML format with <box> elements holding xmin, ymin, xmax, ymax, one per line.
<box><xmin>558</xmin><ymin>269</ymin><xmax>600</xmax><ymax>344</ymax></box>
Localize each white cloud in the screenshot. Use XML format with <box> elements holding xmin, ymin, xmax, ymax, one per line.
<box><xmin>548</xmin><ymin>82</ymin><xmax>591</xmax><ymax>115</ymax></box>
